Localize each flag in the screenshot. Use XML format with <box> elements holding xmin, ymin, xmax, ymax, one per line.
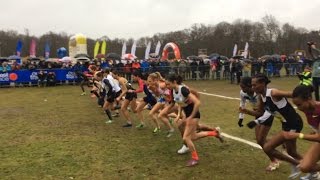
<box><xmin>131</xmin><ymin>40</ymin><xmax>137</xmax><ymax>56</ymax></box>
<box><xmin>121</xmin><ymin>42</ymin><xmax>126</xmax><ymax>56</ymax></box>
<box><xmin>244</xmin><ymin>42</ymin><xmax>249</xmax><ymax>58</ymax></box>
<box><xmin>100</xmin><ymin>40</ymin><xmax>106</xmax><ymax>60</ymax></box>
<box><xmin>29</xmin><ymin>39</ymin><xmax>36</xmax><ymax>58</ymax></box>
<box><xmin>232</xmin><ymin>44</ymin><xmax>237</xmax><ymax>57</ymax></box>
<box><xmin>94</xmin><ymin>41</ymin><xmax>100</xmax><ymax>58</ymax></box>
<box><xmin>44</xmin><ymin>41</ymin><xmax>50</xmax><ymax>59</ymax></box>
<box><xmin>145</xmin><ymin>42</ymin><xmax>151</xmax><ymax>59</ymax></box>
<box><xmin>155</xmin><ymin>41</ymin><xmax>161</xmax><ymax>56</ymax></box>
<box><xmin>16</xmin><ymin>40</ymin><xmax>23</xmax><ymax>57</ymax></box>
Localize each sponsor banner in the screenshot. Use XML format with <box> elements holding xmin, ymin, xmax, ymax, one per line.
<box><xmin>0</xmin><ymin>69</ymin><xmax>78</xmax><ymax>83</ymax></box>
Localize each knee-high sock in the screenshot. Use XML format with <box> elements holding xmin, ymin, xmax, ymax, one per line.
<box><xmin>105</xmin><ymin>109</ymin><xmax>113</xmax><ymax>120</ymax></box>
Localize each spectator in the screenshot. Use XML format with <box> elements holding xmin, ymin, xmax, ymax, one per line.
<box><xmin>11</xmin><ymin>62</ymin><xmax>21</xmax><ymax>71</ymax></box>
<box><xmin>140</xmin><ymin>59</ymin><xmax>150</xmax><ymax>73</ymax></box>
<box><xmin>37</xmin><ymin>70</ymin><xmax>47</xmax><ymax>87</ymax></box>
<box><xmin>178</xmin><ymin>59</ymin><xmax>188</xmax><ymax>79</ymax></box>
<box><xmin>131</xmin><ymin>59</ymin><xmax>141</xmax><ymax>73</ymax></box>
<box><xmin>158</xmin><ymin>59</ymin><xmax>169</xmax><ymax>77</ymax></box>
<box><xmin>190</xmin><ymin>60</ymin><xmax>198</xmax><ymax>80</ymax></box>
<box><xmin>123</xmin><ymin>61</ymin><xmax>132</xmax><ymax>82</ymax></box>
<box><xmin>198</xmin><ymin>59</ymin><xmax>205</xmax><ymax>79</ymax></box>
<box><xmin>46</xmin><ymin>72</ymin><xmax>56</xmax><ymax>86</ymax></box>
<box><xmin>0</xmin><ymin>62</ymin><xmax>12</xmax><ymax>72</ymax></box>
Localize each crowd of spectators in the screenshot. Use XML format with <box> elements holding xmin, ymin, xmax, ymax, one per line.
<box><xmin>0</xmin><ymin>54</ymin><xmax>313</xmax><ymax>82</ymax></box>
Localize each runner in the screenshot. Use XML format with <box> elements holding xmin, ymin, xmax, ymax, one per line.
<box><xmin>167</xmin><ymin>74</ymin><xmax>222</xmax><ymax>167</ymax></box>
<box><xmin>284</xmin><ymin>85</ymin><xmax>320</xmax><ymax>179</ymax></box>
<box><xmin>238</xmin><ymin>77</ymin><xmax>280</xmax><ymax>171</ymax></box>
<box><xmin>247</xmin><ymin>74</ymin><xmax>303</xmax><ymax>179</ymax></box>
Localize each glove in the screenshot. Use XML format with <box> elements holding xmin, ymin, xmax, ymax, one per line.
<box><xmin>247</xmin><ymin>120</ymin><xmax>257</xmax><ymax>129</ymax></box>
<box><xmin>238</xmin><ymin>118</ymin><xmax>244</xmax><ymax>127</ymax></box>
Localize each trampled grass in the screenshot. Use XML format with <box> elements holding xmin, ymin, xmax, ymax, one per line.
<box><xmin>0</xmin><ymin>77</ymin><xmax>314</xmax><ymax>179</ymax></box>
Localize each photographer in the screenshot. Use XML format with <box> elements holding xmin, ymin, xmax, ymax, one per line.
<box><xmin>308</xmin><ymin>42</ymin><xmax>320</xmax><ymax>100</ymax></box>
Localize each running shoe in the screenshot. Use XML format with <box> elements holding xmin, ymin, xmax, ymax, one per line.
<box><xmin>135</xmin><ymin>123</ymin><xmax>145</xmax><ymax>129</ymax></box>
<box><xmin>80</xmin><ymin>92</ymin><xmax>86</xmax><ymax>96</ymax></box>
<box><xmin>105</xmin><ymin>120</ymin><xmax>113</xmax><ymax>124</ymax></box>
<box><xmin>265</xmin><ymin>160</ymin><xmax>280</xmax><ymax>172</ymax></box>
<box><xmin>153</xmin><ymin>127</ymin><xmax>161</xmax><ymax>134</ymax></box>
<box><xmin>215</xmin><ymin>127</ymin><xmax>224</xmax><ymax>143</ymax></box>
<box><xmin>112</xmin><ymin>113</ymin><xmax>120</xmax><ymax>117</ymax></box>
<box><xmin>186</xmin><ymin>159</ymin><xmax>198</xmax><ymax>167</ymax></box>
<box><xmin>114</xmin><ymin>105</ymin><xmax>121</xmax><ymax>110</ymax></box>
<box><xmin>177</xmin><ymin>144</ymin><xmax>189</xmax><ymax>154</ymax></box>
<box><xmin>166</xmin><ymin>129</ymin><xmax>175</xmax><ymax>138</ymax></box>
<box><xmin>289</xmin><ymin>165</ymin><xmax>301</xmax><ymax>179</ymax></box>
<box><xmin>300</xmin><ymin>172</ymin><xmax>320</xmax><ymax>180</ymax></box>
<box><xmin>122</xmin><ymin>123</ymin><xmax>132</xmax><ymax>128</ymax></box>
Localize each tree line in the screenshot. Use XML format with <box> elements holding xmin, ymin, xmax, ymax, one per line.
<box><xmin>0</xmin><ymin>15</ymin><xmax>319</xmax><ymax>59</ymax></box>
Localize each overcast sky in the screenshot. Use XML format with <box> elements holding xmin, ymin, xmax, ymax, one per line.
<box><xmin>1</xmin><ymin>0</ymin><xmax>319</xmax><ymax>39</ymax></box>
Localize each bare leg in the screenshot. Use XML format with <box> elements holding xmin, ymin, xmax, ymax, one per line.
<box><xmin>263</xmin><ymin>132</ymin><xmax>300</xmax><ymax>165</ymax></box>
<box><xmin>299</xmin><ymin>143</ymin><xmax>320</xmax><ymax>173</ymax></box>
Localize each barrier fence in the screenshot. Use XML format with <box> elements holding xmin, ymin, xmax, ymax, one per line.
<box><xmin>0</xmin><ymin>63</ymin><xmax>306</xmax><ymax>87</ymax></box>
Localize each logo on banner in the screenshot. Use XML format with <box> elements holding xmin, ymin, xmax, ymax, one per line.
<box><xmin>0</xmin><ymin>73</ymin><xmax>9</xmax><ymax>81</ymax></box>
<box><xmin>9</xmin><ymin>73</ymin><xmax>18</xmax><ymax>81</ymax></box>
<box><xmin>30</xmin><ymin>72</ymin><xmax>39</xmax><ymax>80</ymax></box>
<box><xmin>66</xmin><ymin>71</ymin><xmax>76</xmax><ymax>80</ymax></box>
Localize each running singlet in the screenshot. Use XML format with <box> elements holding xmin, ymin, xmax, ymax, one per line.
<box><xmin>172</xmin><ymin>85</ymin><xmax>200</xmax><ymax>118</ymax></box>
<box><xmin>304</xmin><ymin>102</ymin><xmax>320</xmax><ymax>132</ymax></box>
<box><xmin>260</xmin><ymin>88</ymin><xmax>303</xmax><ymax>132</ymax></box>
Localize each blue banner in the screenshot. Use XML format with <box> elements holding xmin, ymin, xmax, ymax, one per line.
<box><xmin>0</xmin><ymin>69</ymin><xmax>78</xmax><ymax>84</ymax></box>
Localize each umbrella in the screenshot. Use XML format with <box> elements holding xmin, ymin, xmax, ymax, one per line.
<box><xmin>232</xmin><ymin>55</ymin><xmax>244</xmax><ymax>59</ymax></box>
<box><xmin>59</xmin><ymin>56</ymin><xmax>72</xmax><ymax>63</ymax></box>
<box><xmin>8</xmin><ymin>55</ymin><xmax>21</xmax><ymax>60</ymax></box>
<box><xmin>122</xmin><ymin>53</ymin><xmax>137</xmax><ymax>60</ymax></box>
<box><xmin>149</xmin><ymin>53</ymin><xmax>159</xmax><ymax>59</ymax></box>
<box><xmin>0</xmin><ymin>57</ymin><xmax>8</xmax><ymax>62</ymax></box>
<box><xmin>28</xmin><ymin>57</ymin><xmax>40</xmax><ymax>61</ymax></box>
<box><xmin>74</xmin><ymin>54</ymin><xmax>89</xmax><ymax>58</ymax></box>
<box><xmin>220</xmin><ymin>56</ymin><xmax>229</xmax><ymax>60</ymax></box>
<box><xmin>208</xmin><ymin>53</ymin><xmax>220</xmax><ymax>59</ymax></box>
<box><xmin>76</xmin><ymin>57</ymin><xmax>90</xmax><ymax>62</ymax></box>
<box><xmin>46</xmin><ymin>58</ymin><xmax>59</xmax><ymax>63</ymax></box>
<box><xmin>187</xmin><ymin>55</ymin><xmax>202</xmax><ymax>61</ymax></box>
<box><xmin>106</xmin><ymin>53</ymin><xmax>121</xmax><ymax>60</ymax></box>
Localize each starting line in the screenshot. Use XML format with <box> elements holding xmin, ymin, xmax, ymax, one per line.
<box><xmin>199</xmin><ymin>91</ymin><xmax>262</xmax><ymax>149</ymax></box>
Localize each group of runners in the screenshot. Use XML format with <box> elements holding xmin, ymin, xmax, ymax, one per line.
<box><xmin>79</xmin><ymin>65</ymin><xmax>319</xmax><ymax>179</ymax></box>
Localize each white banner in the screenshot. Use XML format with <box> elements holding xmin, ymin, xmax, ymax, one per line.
<box><xmin>131</xmin><ymin>41</ymin><xmax>137</xmax><ymax>56</ymax></box>
<box><xmin>145</xmin><ymin>42</ymin><xmax>151</xmax><ymax>59</ymax></box>
<box><xmin>121</xmin><ymin>42</ymin><xmax>126</xmax><ymax>56</ymax></box>
<box><xmin>155</xmin><ymin>41</ymin><xmax>161</xmax><ymax>56</ymax></box>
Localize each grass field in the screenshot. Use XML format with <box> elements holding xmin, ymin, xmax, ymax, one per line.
<box><xmin>0</xmin><ymin>77</ymin><xmax>315</xmax><ymax>179</ymax></box>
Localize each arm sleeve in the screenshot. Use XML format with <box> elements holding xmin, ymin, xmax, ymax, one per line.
<box><xmin>239</xmin><ymin>92</ymin><xmax>246</xmax><ymax>119</ymax></box>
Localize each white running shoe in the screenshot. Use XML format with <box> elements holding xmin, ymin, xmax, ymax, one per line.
<box><xmin>166</xmin><ymin>129</ymin><xmax>175</xmax><ymax>138</ymax></box>
<box><xmin>177</xmin><ymin>144</ymin><xmax>189</xmax><ymax>154</ymax></box>
<box><xmin>289</xmin><ymin>165</ymin><xmax>301</xmax><ymax>179</ymax></box>
<box><xmin>215</xmin><ymin>127</ymin><xmax>224</xmax><ymax>143</ymax></box>
<box><xmin>300</xmin><ymin>172</ymin><xmax>320</xmax><ymax>180</ymax></box>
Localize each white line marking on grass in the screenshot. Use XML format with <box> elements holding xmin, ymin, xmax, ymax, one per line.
<box><xmin>221</xmin><ymin>133</ymin><xmax>262</xmax><ymax>149</ymax></box>
<box><xmin>199</xmin><ymin>92</ymin><xmax>240</xmax><ymax>100</ymax></box>
<box><xmin>200</xmin><ymin>91</ymin><xmax>297</xmax><ymax>149</ymax></box>
<box><xmin>199</xmin><ymin>91</ymin><xmax>262</xmax><ymax>149</ymax></box>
